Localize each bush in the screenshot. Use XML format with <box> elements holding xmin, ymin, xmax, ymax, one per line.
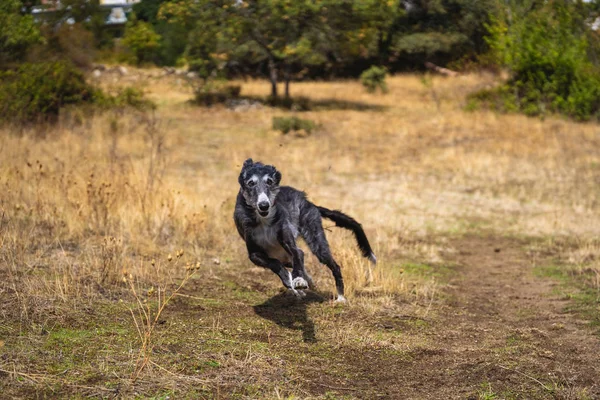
<box><xmin>0</xmin><ymin>0</ymin><xmax>44</xmax><ymax>66</ymax></box>
<box><xmin>360</xmin><ymin>66</ymin><xmax>388</xmax><ymax>93</ymax></box>
<box><xmin>481</xmin><ymin>1</ymin><xmax>600</xmax><ymax>121</ymax></box>
<box><xmin>95</xmin><ymin>87</ymin><xmax>157</xmax><ymax>111</ymax></box>
<box><xmin>193</xmin><ymin>81</ymin><xmax>241</xmax><ymax>106</ymax></box>
<box><xmin>0</xmin><ymin>61</ymin><xmax>155</xmax><ymax>124</ymax></box>
<box><xmin>0</xmin><ymin>61</ymin><xmax>96</xmax><ymax>123</ymax></box>
<box><xmin>272</xmin><ymin>116</ymin><xmax>316</xmax><ymax>134</ymax></box>
<box><xmin>122</xmin><ymin>18</ymin><xmax>161</xmax><ymax>66</ymax></box>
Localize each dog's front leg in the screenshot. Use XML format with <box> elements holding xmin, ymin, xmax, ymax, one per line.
<box><xmin>247</xmin><ymin>251</ymin><xmax>291</xmax><ymax>287</ymax></box>
<box><xmin>278</xmin><ymin>230</ymin><xmax>308</xmax><ymax>290</ymax></box>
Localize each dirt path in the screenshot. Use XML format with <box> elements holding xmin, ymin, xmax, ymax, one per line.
<box><xmin>388</xmin><ymin>236</ymin><xmax>600</xmax><ymax>399</ymax></box>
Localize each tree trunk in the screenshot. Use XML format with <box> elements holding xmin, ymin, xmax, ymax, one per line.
<box><xmin>269</xmin><ymin>58</ymin><xmax>278</xmax><ymax>98</ymax></box>
<box><xmin>284</xmin><ymin>64</ymin><xmax>291</xmax><ymax>98</ymax></box>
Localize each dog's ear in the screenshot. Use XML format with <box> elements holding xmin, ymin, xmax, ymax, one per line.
<box><xmin>239</xmin><ymin>158</ymin><xmax>254</xmax><ymax>186</ymax></box>
<box><xmin>242</xmin><ymin>158</ymin><xmax>253</xmax><ymax>169</ymax></box>
<box><xmin>273</xmin><ymin>168</ymin><xmax>282</xmax><ymax>185</ymax></box>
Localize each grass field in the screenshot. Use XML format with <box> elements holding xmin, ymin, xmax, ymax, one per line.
<box><xmin>1</xmin><ymin>72</ymin><xmax>599</xmax><ymax>399</ymax></box>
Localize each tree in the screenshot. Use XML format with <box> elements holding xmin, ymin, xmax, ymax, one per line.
<box><xmin>0</xmin><ymin>0</ymin><xmax>44</xmax><ymax>67</ymax></box>
<box><xmin>383</xmin><ymin>0</ymin><xmax>497</xmax><ymax>68</ymax></box>
<box><xmin>122</xmin><ymin>16</ymin><xmax>161</xmax><ymax>65</ymax></box>
<box><xmin>482</xmin><ymin>0</ymin><xmax>600</xmax><ymax>120</ymax></box>
<box><xmin>162</xmin><ymin>0</ymin><xmax>397</xmax><ymax>98</ymax></box>
<box><xmin>133</xmin><ymin>0</ymin><xmax>189</xmax><ymax>65</ymax></box>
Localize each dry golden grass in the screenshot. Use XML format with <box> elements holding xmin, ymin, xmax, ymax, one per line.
<box><xmin>2</xmin><ymin>70</ymin><xmax>600</xmax><ymax>398</ymax></box>
<box><xmin>3</xmin><ymin>71</ymin><xmax>600</xmax><ymax>304</ymax></box>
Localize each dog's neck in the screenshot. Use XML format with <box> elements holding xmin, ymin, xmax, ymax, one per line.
<box><xmin>256</xmin><ymin>208</ymin><xmax>276</xmax><ymax>226</ymax></box>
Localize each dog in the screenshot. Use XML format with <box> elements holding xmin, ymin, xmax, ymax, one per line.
<box><xmin>233</xmin><ymin>158</ymin><xmax>376</xmax><ymax>302</ymax></box>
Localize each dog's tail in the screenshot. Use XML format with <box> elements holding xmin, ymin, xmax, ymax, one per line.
<box><xmin>317</xmin><ymin>206</ymin><xmax>377</xmax><ymax>265</ymax></box>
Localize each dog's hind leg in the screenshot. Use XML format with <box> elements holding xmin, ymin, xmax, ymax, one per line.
<box><xmin>300</xmin><ymin>212</ymin><xmax>346</xmax><ymax>302</ymax></box>
<box><xmin>314</xmin><ymin>248</ymin><xmax>345</xmax><ymax>302</ymax></box>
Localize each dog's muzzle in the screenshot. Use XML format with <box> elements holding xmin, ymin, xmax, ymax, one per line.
<box><xmin>257</xmin><ymin>201</ymin><xmax>270</xmax><ymax>216</ymax></box>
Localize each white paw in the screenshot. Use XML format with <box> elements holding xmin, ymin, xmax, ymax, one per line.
<box><xmin>292</xmin><ymin>277</ymin><xmax>308</xmax><ymax>289</ymax></box>
<box><xmin>289</xmin><ymin>289</ymin><xmax>306</xmax><ymax>298</ymax></box>
<box><xmin>335</xmin><ymin>295</ymin><xmax>347</xmax><ymax>304</ymax></box>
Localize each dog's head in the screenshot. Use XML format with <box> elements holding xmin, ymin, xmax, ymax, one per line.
<box><xmin>238</xmin><ymin>158</ymin><xmax>282</xmax><ymax>218</ymax></box>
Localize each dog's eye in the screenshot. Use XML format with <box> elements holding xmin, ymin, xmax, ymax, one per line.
<box><xmin>246</xmin><ymin>180</ymin><xmax>256</xmax><ymax>188</ymax></box>
<box><xmin>266</xmin><ymin>178</ymin><xmax>274</xmax><ymax>186</ymax></box>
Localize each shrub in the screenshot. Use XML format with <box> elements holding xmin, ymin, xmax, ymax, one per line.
<box><xmin>193</xmin><ymin>81</ymin><xmax>241</xmax><ymax>106</ymax></box>
<box><xmin>0</xmin><ymin>60</ymin><xmax>95</xmax><ymax>123</ymax></box>
<box><xmin>0</xmin><ymin>0</ymin><xmax>44</xmax><ymax>66</ymax></box>
<box><xmin>272</xmin><ymin>116</ymin><xmax>316</xmax><ymax>134</ymax></box>
<box><xmin>0</xmin><ymin>61</ymin><xmax>155</xmax><ymax>124</ymax></box>
<box><xmin>360</xmin><ymin>66</ymin><xmax>388</xmax><ymax>93</ymax></box>
<box><xmin>122</xmin><ymin>18</ymin><xmax>161</xmax><ymax>66</ymax></box>
<box><xmin>481</xmin><ymin>1</ymin><xmax>600</xmax><ymax>121</ymax></box>
<box><xmin>110</xmin><ymin>87</ymin><xmax>157</xmax><ymax>111</ymax></box>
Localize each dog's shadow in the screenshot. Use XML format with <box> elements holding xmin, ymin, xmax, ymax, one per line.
<box><xmin>253</xmin><ymin>291</ymin><xmax>326</xmax><ymax>343</ymax></box>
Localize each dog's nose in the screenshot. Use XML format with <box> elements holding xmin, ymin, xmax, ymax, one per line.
<box><xmin>258</xmin><ymin>201</ymin><xmax>270</xmax><ymax>212</ymax></box>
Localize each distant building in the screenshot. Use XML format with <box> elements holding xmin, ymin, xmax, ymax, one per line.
<box><xmin>33</xmin><ymin>0</ymin><xmax>142</xmax><ymax>27</ymax></box>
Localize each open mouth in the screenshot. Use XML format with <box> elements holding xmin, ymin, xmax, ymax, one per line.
<box><xmin>258</xmin><ymin>210</ymin><xmax>270</xmax><ymax>217</ymax></box>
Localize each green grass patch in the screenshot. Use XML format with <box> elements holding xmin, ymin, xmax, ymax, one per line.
<box><xmin>534</xmin><ymin>265</ymin><xmax>600</xmax><ymax>330</ymax></box>
<box><xmin>272</xmin><ymin>116</ymin><xmax>316</xmax><ymax>134</ymax></box>
<box><xmin>400</xmin><ymin>262</ymin><xmax>455</xmax><ymax>282</ymax></box>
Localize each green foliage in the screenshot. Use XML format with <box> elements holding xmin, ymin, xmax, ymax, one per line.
<box><xmin>173</xmin><ymin>0</ymin><xmax>398</xmax><ymax>96</ymax></box>
<box><xmin>0</xmin><ymin>0</ymin><xmax>44</xmax><ymax>66</ymax></box>
<box><xmin>393</xmin><ymin>32</ymin><xmax>469</xmax><ymax>58</ymax></box>
<box><xmin>0</xmin><ymin>61</ymin><xmax>155</xmax><ymax>124</ymax></box>
<box><xmin>0</xmin><ymin>61</ymin><xmax>95</xmax><ymax>123</ymax></box>
<box><xmin>481</xmin><ymin>1</ymin><xmax>600</xmax><ymax>121</ymax></box>
<box><xmin>193</xmin><ymin>81</ymin><xmax>242</xmax><ymax>106</ymax></box>
<box><xmin>133</xmin><ymin>0</ymin><xmax>189</xmax><ymax>65</ymax></box>
<box><xmin>272</xmin><ymin>116</ymin><xmax>316</xmax><ymax>134</ymax></box>
<box><xmin>122</xmin><ymin>17</ymin><xmax>161</xmax><ymax>66</ymax></box>
<box><xmin>360</xmin><ymin>66</ymin><xmax>388</xmax><ymax>93</ymax></box>
<box><xmin>104</xmin><ymin>87</ymin><xmax>157</xmax><ymax>111</ymax></box>
<box><xmin>388</xmin><ymin>0</ymin><xmax>497</xmax><ymax>66</ymax></box>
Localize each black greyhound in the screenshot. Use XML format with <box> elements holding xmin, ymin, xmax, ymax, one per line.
<box><xmin>233</xmin><ymin>159</ymin><xmax>376</xmax><ymax>302</ymax></box>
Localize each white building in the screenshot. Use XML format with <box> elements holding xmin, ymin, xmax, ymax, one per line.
<box><xmin>33</xmin><ymin>0</ymin><xmax>142</xmax><ymax>26</ymax></box>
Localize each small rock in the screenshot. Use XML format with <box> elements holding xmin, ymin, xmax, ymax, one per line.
<box><xmin>186</xmin><ymin>71</ymin><xmax>198</xmax><ymax>79</ymax></box>
<box><xmin>118</xmin><ymin>66</ymin><xmax>128</xmax><ymax>76</ymax></box>
<box><xmin>212</xmin><ymin>258</ymin><xmax>221</xmax><ymax>265</ymax></box>
<box><xmin>92</xmin><ymin>70</ymin><xmax>102</xmax><ymax>78</ymax></box>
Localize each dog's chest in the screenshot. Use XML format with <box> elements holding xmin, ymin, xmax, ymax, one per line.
<box><xmin>252</xmin><ymin>223</ymin><xmax>289</xmax><ymax>262</ymax></box>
